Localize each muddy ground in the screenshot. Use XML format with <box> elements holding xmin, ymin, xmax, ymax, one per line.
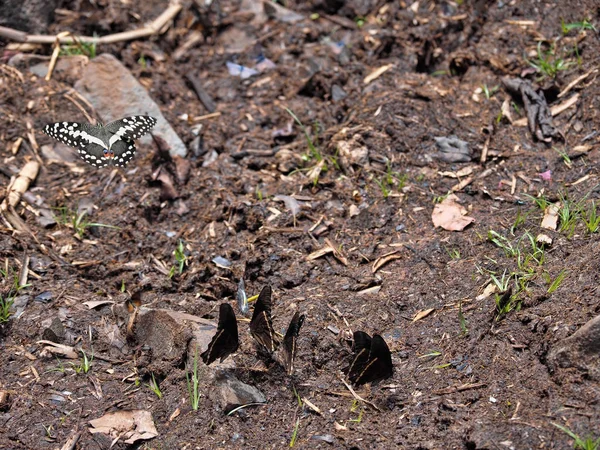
<box><xmin>1</xmin><ymin>0</ymin><xmax>600</xmax><ymax>449</ymax></box>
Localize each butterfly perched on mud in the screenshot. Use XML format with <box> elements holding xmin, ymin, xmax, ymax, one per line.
<box><xmin>201</xmin><ymin>303</ymin><xmax>239</xmax><ymax>365</ymax></box>
<box><xmin>42</xmin><ymin>115</ymin><xmax>157</xmax><ymax>168</ymax></box>
<box><xmin>345</xmin><ymin>331</ymin><xmax>393</xmax><ymax>386</ymax></box>
<box><xmin>280</xmin><ymin>311</ymin><xmax>305</xmax><ymax>375</ymax></box>
<box><xmin>249</xmin><ymin>285</ymin><xmax>278</xmax><ymax>352</ymax></box>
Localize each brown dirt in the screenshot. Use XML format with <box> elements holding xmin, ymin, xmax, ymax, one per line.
<box><xmin>1</xmin><ymin>0</ymin><xmax>600</xmax><ymax>449</ymax></box>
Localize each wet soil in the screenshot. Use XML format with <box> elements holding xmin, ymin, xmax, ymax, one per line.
<box><xmin>1</xmin><ymin>0</ymin><xmax>600</xmax><ymax>449</ymax></box>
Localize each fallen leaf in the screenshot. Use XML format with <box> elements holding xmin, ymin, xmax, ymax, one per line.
<box><xmin>431</xmin><ymin>194</ymin><xmax>475</xmax><ymax>231</ymax></box>
<box><xmin>372</xmin><ymin>250</ymin><xmax>401</xmax><ymax>273</ymax></box>
<box><xmin>476</xmin><ymin>283</ymin><xmax>497</xmax><ymax>301</ymax></box>
<box><xmin>536</xmin><ymin>233</ymin><xmax>552</xmax><ymax>246</ymax></box>
<box><xmin>37</xmin><ymin>341</ymin><xmax>79</xmax><ymax>359</ymax></box>
<box><xmin>89</xmin><ymin>410</ymin><xmax>158</xmax><ymax>445</ymax></box>
<box><xmin>413</xmin><ymin>308</ymin><xmax>435</xmax><ymax>322</ymax></box>
<box><xmin>325</xmin><ymin>238</ymin><xmax>348</xmax><ymax>266</ymax></box>
<box><xmin>83</xmin><ymin>299</ymin><xmax>116</xmax><ymax>309</ymax></box>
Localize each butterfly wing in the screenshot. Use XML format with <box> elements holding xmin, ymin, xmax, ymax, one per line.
<box><xmin>108</xmin><ymin>138</ymin><xmax>137</xmax><ymax>167</ymax></box>
<box><xmin>201</xmin><ymin>303</ymin><xmax>239</xmax><ymax>365</ymax></box>
<box><xmin>281</xmin><ymin>312</ymin><xmax>305</xmax><ymax>375</ymax></box>
<box><xmin>42</xmin><ymin>121</ymin><xmax>111</xmax><ymax>168</ymax></box>
<box><xmin>352</xmin><ymin>334</ymin><xmax>393</xmax><ymax>386</ymax></box>
<box><xmin>105</xmin><ymin>115</ymin><xmax>157</xmax><ymax>145</ymax></box>
<box><xmin>250</xmin><ymin>285</ymin><xmax>278</xmax><ymax>352</ymax></box>
<box><xmin>346</xmin><ymin>331</ymin><xmax>372</xmax><ymax>383</ymax></box>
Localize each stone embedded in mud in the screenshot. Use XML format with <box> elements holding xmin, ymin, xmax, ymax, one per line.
<box><xmin>74</xmin><ymin>54</ymin><xmax>187</xmax><ymax>158</ymax></box>
<box><xmin>0</xmin><ymin>0</ymin><xmax>59</xmax><ymax>34</ymax></box>
<box><xmin>135</xmin><ymin>310</ymin><xmax>191</xmax><ymax>364</ymax></box>
<box><xmin>213</xmin><ymin>371</ymin><xmax>266</xmax><ymax>414</ymax></box>
<box><xmin>41</xmin><ymin>317</ymin><xmax>65</xmax><ymax>343</ymax></box>
<box><xmin>433</xmin><ymin>136</ymin><xmax>472</xmax><ymax>163</ymax></box>
<box><xmin>548</xmin><ymin>314</ymin><xmax>600</xmax><ymax>380</ymax></box>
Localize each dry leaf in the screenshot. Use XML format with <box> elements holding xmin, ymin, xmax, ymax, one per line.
<box><xmin>413</xmin><ymin>308</ymin><xmax>435</xmax><ymax>322</ymax></box>
<box><xmin>372</xmin><ymin>250</ymin><xmax>401</xmax><ymax>273</ymax></box>
<box><xmin>37</xmin><ymin>341</ymin><xmax>79</xmax><ymax>359</ymax></box>
<box><xmin>536</xmin><ymin>233</ymin><xmax>552</xmax><ymax>246</ymax></box>
<box><xmin>431</xmin><ymin>194</ymin><xmax>475</xmax><ymax>231</ymax></box>
<box><xmin>89</xmin><ymin>410</ymin><xmax>158</xmax><ymax>444</ymax></box>
<box><xmin>83</xmin><ymin>299</ymin><xmax>116</xmax><ymax>309</ymax></box>
<box><xmin>476</xmin><ymin>283</ymin><xmax>497</xmax><ymax>301</ymax></box>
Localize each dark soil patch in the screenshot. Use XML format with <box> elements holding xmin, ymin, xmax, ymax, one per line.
<box><xmin>1</xmin><ymin>0</ymin><xmax>600</xmax><ymax>449</ymax></box>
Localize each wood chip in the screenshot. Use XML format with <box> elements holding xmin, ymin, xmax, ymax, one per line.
<box><xmin>541</xmin><ymin>203</ymin><xmax>560</xmax><ymax>231</ymax></box>
<box><xmin>334</xmin><ymin>421</ymin><xmax>348</xmax><ymax>431</ymax></box>
<box><xmin>169</xmin><ymin>408</ymin><xmax>181</xmax><ymax>422</ymax></box>
<box><xmin>356</xmin><ymin>285</ymin><xmax>381</xmax><ymax>296</ymax></box>
<box><xmin>302</xmin><ymin>397</ymin><xmax>322</xmax><ymax>415</ymax></box>
<box><xmin>363</xmin><ymin>64</ymin><xmax>394</xmax><ymax>84</ymax></box>
<box><xmin>413</xmin><ymin>308</ymin><xmax>435</xmax><ymax>322</ymax></box>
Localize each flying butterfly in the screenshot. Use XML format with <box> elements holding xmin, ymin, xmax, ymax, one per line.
<box><xmin>345</xmin><ymin>331</ymin><xmax>393</xmax><ymax>386</ymax></box>
<box><xmin>42</xmin><ymin>115</ymin><xmax>157</xmax><ymax>168</ymax></box>
<box><xmin>201</xmin><ymin>303</ymin><xmax>239</xmax><ymax>365</ymax></box>
<box><xmin>280</xmin><ymin>311</ymin><xmax>305</xmax><ymax>375</ymax></box>
<box><xmin>249</xmin><ymin>285</ymin><xmax>278</xmax><ymax>352</ymax></box>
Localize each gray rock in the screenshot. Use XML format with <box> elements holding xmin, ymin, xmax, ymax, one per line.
<box><xmin>74</xmin><ymin>54</ymin><xmax>187</xmax><ymax>158</ymax></box>
<box><xmin>41</xmin><ymin>317</ymin><xmax>64</xmax><ymax>343</ymax></box>
<box><xmin>548</xmin><ymin>314</ymin><xmax>600</xmax><ymax>380</ymax></box>
<box><xmin>29</xmin><ymin>55</ymin><xmax>88</xmax><ymax>82</ymax></box>
<box><xmin>213</xmin><ymin>372</ymin><xmax>266</xmax><ymax>414</ymax></box>
<box><xmin>331</xmin><ymin>84</ymin><xmax>347</xmax><ymax>102</ymax></box>
<box><xmin>433</xmin><ymin>136</ymin><xmax>471</xmax><ymax>163</ymax></box>
<box><xmin>135</xmin><ymin>310</ymin><xmax>191</xmax><ymax>362</ymax></box>
<box><xmin>0</xmin><ymin>0</ymin><xmax>59</xmax><ymax>34</ymax></box>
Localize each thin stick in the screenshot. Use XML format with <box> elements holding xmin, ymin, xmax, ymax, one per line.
<box><xmin>339</xmin><ymin>377</ymin><xmax>381</xmax><ymax>412</ymax></box>
<box><xmin>0</xmin><ymin>1</ymin><xmax>182</xmax><ymax>45</ymax></box>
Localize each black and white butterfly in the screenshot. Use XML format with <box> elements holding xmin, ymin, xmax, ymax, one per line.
<box><xmin>280</xmin><ymin>311</ymin><xmax>305</xmax><ymax>375</ymax></box>
<box><xmin>42</xmin><ymin>115</ymin><xmax>157</xmax><ymax>168</ymax></box>
<box><xmin>250</xmin><ymin>285</ymin><xmax>279</xmax><ymax>353</ymax></box>
<box><xmin>345</xmin><ymin>331</ymin><xmax>393</xmax><ymax>386</ymax></box>
<box><xmin>201</xmin><ymin>303</ymin><xmax>239</xmax><ymax>365</ymax></box>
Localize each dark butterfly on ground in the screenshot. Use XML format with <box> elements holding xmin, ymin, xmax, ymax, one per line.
<box><xmin>345</xmin><ymin>331</ymin><xmax>393</xmax><ymax>386</ymax></box>
<box><xmin>280</xmin><ymin>311</ymin><xmax>305</xmax><ymax>375</ymax></box>
<box><xmin>42</xmin><ymin>115</ymin><xmax>157</xmax><ymax>168</ymax></box>
<box><xmin>201</xmin><ymin>303</ymin><xmax>239</xmax><ymax>365</ymax></box>
<box><xmin>249</xmin><ymin>285</ymin><xmax>278</xmax><ymax>352</ymax></box>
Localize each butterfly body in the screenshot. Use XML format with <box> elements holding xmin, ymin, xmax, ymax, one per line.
<box><xmin>42</xmin><ymin>115</ymin><xmax>157</xmax><ymax>168</ymax></box>
<box><xmin>346</xmin><ymin>331</ymin><xmax>393</xmax><ymax>386</ymax></box>
<box><xmin>201</xmin><ymin>303</ymin><xmax>239</xmax><ymax>365</ymax></box>
<box><xmin>250</xmin><ymin>285</ymin><xmax>279</xmax><ymax>352</ymax></box>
